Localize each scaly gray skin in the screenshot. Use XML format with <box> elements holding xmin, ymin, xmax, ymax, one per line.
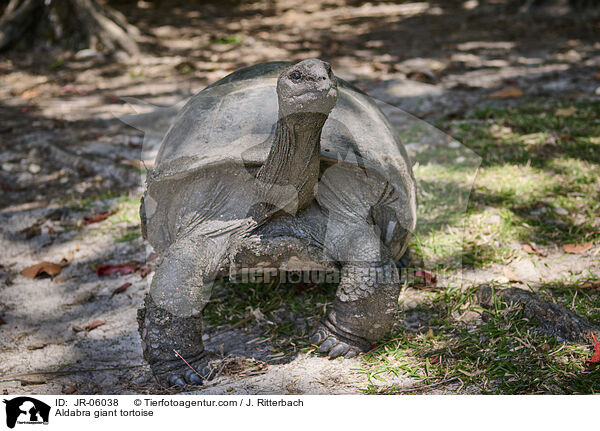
<box><xmin>138</xmin><ymin>59</ymin><xmax>414</xmax><ymax>387</ymax></box>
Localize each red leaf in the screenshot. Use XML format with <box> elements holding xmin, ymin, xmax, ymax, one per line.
<box><xmin>586</xmin><ymin>332</ymin><xmax>600</xmax><ymax>366</ymax></box>
<box><xmin>96</xmin><ymin>261</ymin><xmax>139</xmax><ymax>277</ymax></box>
<box><xmin>83</xmin><ymin>210</ymin><xmax>117</xmax><ymax>224</ymax></box>
<box><xmin>111</xmin><ymin>282</ymin><xmax>132</xmax><ymax>297</ymax></box>
<box><xmin>414</xmin><ymin>270</ymin><xmax>437</xmax><ymax>288</ymax></box>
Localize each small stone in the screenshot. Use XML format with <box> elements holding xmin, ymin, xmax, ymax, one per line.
<box><xmin>2</xmin><ymin>163</ymin><xmax>14</xmax><ymax>172</ymax></box>
<box><xmin>29</xmin><ymin>164</ymin><xmax>41</xmax><ymax>174</ymax></box>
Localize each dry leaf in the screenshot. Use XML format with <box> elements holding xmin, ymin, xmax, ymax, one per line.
<box><xmin>489</xmin><ymin>86</ymin><xmax>523</xmax><ymax>99</ymax></box>
<box><xmin>83</xmin><ymin>210</ymin><xmax>117</xmax><ymax>224</ymax></box>
<box><xmin>139</xmin><ymin>264</ymin><xmax>151</xmax><ymax>278</ymax></box>
<box><xmin>522</xmin><ymin>244</ymin><xmax>535</xmax><ymax>254</ymax></box>
<box><xmin>581</xmin><ymin>280</ymin><xmax>600</xmax><ymax>289</ymax></box>
<box><xmin>59</xmin><ymin>251</ymin><xmax>74</xmax><ymax>267</ymax></box>
<box><xmin>562</xmin><ymin>242</ymin><xmax>593</xmax><ymax>254</ymax></box>
<box><xmin>111</xmin><ymin>282</ymin><xmax>132</xmax><ymax>297</ymax></box>
<box><xmin>27</xmin><ymin>342</ymin><xmax>48</xmax><ymax>350</ymax></box>
<box><xmin>85</xmin><ymin>319</ymin><xmax>106</xmax><ymax>331</ymax></box>
<box><xmin>21</xmin><ymin>261</ymin><xmax>62</xmax><ymax>278</ymax></box>
<box><xmin>62</xmin><ymin>385</ymin><xmax>77</xmax><ymax>394</ymax></box>
<box><xmin>594</xmin><ymin>70</ymin><xmax>600</xmax><ymax>79</ymax></box>
<box><xmin>554</xmin><ymin>106</ymin><xmax>577</xmax><ymax>117</ymax></box>
<box><xmin>121</xmin><ymin>159</ymin><xmax>154</xmax><ymax>169</ymax></box>
<box><xmin>503</xmin><ymin>267</ymin><xmax>521</xmax><ymax>282</ymax></box>
<box><xmin>21</xmin><ymin>88</ymin><xmax>40</xmax><ymax>99</ymax></box>
<box><xmin>522</xmin><ymin>243</ymin><xmax>547</xmax><ymax>257</ymax></box>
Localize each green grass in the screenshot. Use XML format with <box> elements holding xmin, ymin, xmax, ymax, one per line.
<box><xmin>211</xmin><ymin>35</ymin><xmax>243</xmax><ymax>44</ymax></box>
<box><xmin>355</xmin><ymin>281</ymin><xmax>600</xmax><ymax>394</ymax></box>
<box><xmin>410</xmin><ymin>100</ymin><xmax>600</xmax><ymax>270</ymax></box>
<box><xmin>204</xmin><ymin>278</ymin><xmax>337</xmax><ymax>357</ymax></box>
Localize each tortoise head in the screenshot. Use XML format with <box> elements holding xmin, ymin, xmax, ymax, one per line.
<box><xmin>276</xmin><ymin>58</ymin><xmax>338</xmax><ymax>119</ymax></box>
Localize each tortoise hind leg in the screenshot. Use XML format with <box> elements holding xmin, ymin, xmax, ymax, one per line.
<box><xmin>138</xmin><ymin>231</ymin><xmax>230</xmax><ymax>387</ymax></box>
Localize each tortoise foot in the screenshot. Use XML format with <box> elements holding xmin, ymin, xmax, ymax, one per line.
<box><xmin>150</xmin><ymin>351</ymin><xmax>219</xmax><ymax>388</ymax></box>
<box><xmin>309</xmin><ymin>319</ymin><xmax>371</xmax><ymax>359</ymax></box>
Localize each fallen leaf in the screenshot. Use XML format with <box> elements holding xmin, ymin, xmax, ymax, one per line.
<box><xmin>503</xmin><ymin>267</ymin><xmax>521</xmax><ymax>282</ymax></box>
<box><xmin>522</xmin><ymin>244</ymin><xmax>535</xmax><ymax>254</ymax></box>
<box><xmin>21</xmin><ymin>261</ymin><xmax>62</xmax><ymax>278</ymax></box>
<box><xmin>522</xmin><ymin>242</ymin><xmax>547</xmax><ymax>257</ymax></box>
<box><xmin>554</xmin><ymin>106</ymin><xmax>577</xmax><ymax>117</ymax></box>
<box><xmin>488</xmin><ymin>86</ymin><xmax>523</xmax><ymax>99</ymax></box>
<box><xmin>414</xmin><ymin>270</ymin><xmax>437</xmax><ymax>288</ymax></box>
<box><xmin>138</xmin><ymin>264</ymin><xmax>151</xmax><ymax>278</ymax></box>
<box><xmin>62</xmin><ymin>386</ymin><xmax>77</xmax><ymax>394</ymax></box>
<box><xmin>85</xmin><ymin>319</ymin><xmax>106</xmax><ymax>331</ymax></box>
<box><xmin>593</xmin><ymin>70</ymin><xmax>600</xmax><ymax>79</ymax></box>
<box><xmin>96</xmin><ymin>261</ymin><xmax>140</xmax><ymax>277</ymax></box>
<box><xmin>586</xmin><ymin>332</ymin><xmax>600</xmax><ymax>366</ymax></box>
<box><xmin>83</xmin><ymin>210</ymin><xmax>117</xmax><ymax>224</ymax></box>
<box><xmin>111</xmin><ymin>282</ymin><xmax>132</xmax><ymax>297</ymax></box>
<box><xmin>59</xmin><ymin>251</ymin><xmax>74</xmax><ymax>267</ymax></box>
<box><xmin>21</xmin><ymin>88</ymin><xmax>40</xmax><ymax>99</ymax></box>
<box><xmin>562</xmin><ymin>242</ymin><xmax>593</xmax><ymax>254</ymax></box>
<box><xmin>27</xmin><ymin>342</ymin><xmax>48</xmax><ymax>350</ymax></box>
<box><xmin>121</xmin><ymin>159</ymin><xmax>154</xmax><ymax>169</ymax></box>
<box><xmin>581</xmin><ymin>280</ymin><xmax>600</xmax><ymax>289</ymax></box>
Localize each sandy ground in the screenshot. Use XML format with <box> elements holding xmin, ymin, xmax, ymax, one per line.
<box><xmin>1</xmin><ymin>0</ymin><xmax>599</xmax><ymax>395</ymax></box>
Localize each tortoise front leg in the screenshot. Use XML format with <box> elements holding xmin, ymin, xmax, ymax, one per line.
<box><xmin>138</xmin><ymin>231</ymin><xmax>230</xmax><ymax>387</ymax></box>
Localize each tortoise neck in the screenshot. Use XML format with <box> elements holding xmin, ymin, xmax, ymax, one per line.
<box><xmin>256</xmin><ymin>112</ymin><xmax>327</xmax><ymax>212</ymax></box>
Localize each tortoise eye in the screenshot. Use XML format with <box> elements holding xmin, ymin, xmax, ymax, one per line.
<box><xmin>290</xmin><ymin>71</ymin><xmax>302</xmax><ymax>81</ymax></box>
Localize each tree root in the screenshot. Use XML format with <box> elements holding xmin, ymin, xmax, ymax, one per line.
<box><xmin>477</xmin><ymin>286</ymin><xmax>600</xmax><ymax>343</ymax></box>
<box><xmin>0</xmin><ymin>0</ymin><xmax>139</xmax><ymax>55</ymax></box>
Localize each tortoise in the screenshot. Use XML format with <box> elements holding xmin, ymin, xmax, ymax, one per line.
<box><xmin>137</xmin><ymin>58</ymin><xmax>417</xmax><ymax>387</ymax></box>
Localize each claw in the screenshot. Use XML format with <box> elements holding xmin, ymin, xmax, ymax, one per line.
<box><xmin>169</xmin><ymin>376</ymin><xmax>186</xmax><ymax>387</ymax></box>
<box><xmin>344</xmin><ymin>349</ymin><xmax>358</xmax><ymax>359</ymax></box>
<box><xmin>329</xmin><ymin>343</ymin><xmax>349</xmax><ymax>358</ymax></box>
<box><xmin>318</xmin><ymin>338</ymin><xmax>335</xmax><ymax>353</ymax></box>
<box><xmin>310</xmin><ymin>331</ymin><xmax>325</xmax><ymax>345</ymax></box>
<box><xmin>184</xmin><ymin>369</ymin><xmax>203</xmax><ymax>385</ymax></box>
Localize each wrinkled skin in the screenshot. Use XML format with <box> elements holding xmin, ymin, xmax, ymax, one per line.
<box><xmin>138</xmin><ymin>59</ymin><xmax>416</xmax><ymax>387</ymax></box>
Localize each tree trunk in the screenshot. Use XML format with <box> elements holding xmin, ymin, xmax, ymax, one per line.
<box><xmin>0</xmin><ymin>0</ymin><xmax>139</xmax><ymax>55</ymax></box>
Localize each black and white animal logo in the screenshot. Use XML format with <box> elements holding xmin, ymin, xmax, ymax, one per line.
<box><xmin>3</xmin><ymin>397</ymin><xmax>50</xmax><ymax>428</ymax></box>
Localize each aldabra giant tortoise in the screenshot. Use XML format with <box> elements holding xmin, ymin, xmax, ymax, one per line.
<box><xmin>137</xmin><ymin>59</ymin><xmax>417</xmax><ymax>387</ymax></box>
